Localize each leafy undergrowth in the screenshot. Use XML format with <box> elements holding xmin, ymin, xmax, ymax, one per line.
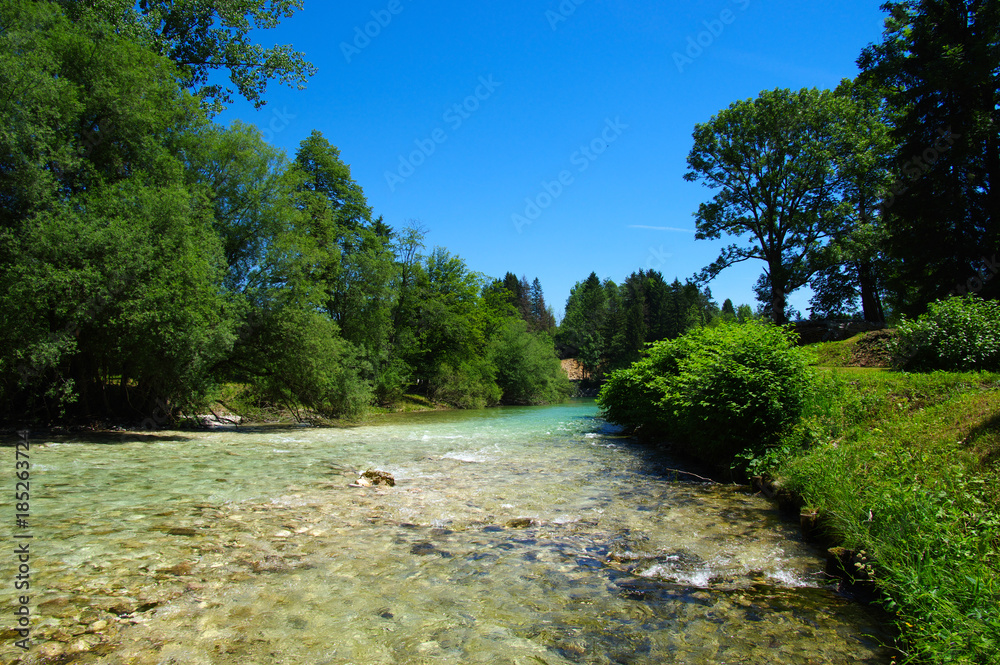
<box><xmin>211</xmin><ymin>384</ymin><xmax>450</xmax><ymax>424</ymax></box>
<box><xmin>776</xmin><ymin>370</ymin><xmax>1000</xmax><ymax>664</ymax></box>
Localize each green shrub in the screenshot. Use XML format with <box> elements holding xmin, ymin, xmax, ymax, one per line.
<box><xmin>598</xmin><ymin>322</ymin><xmax>814</xmax><ymax>468</ymax></box>
<box><xmin>893</xmin><ymin>294</ymin><xmax>1000</xmax><ymax>371</ymax></box>
<box><xmin>488</xmin><ymin>318</ymin><xmax>574</xmax><ymax>405</ymax></box>
<box><xmin>427</xmin><ymin>358</ymin><xmax>501</xmax><ymax>409</ymax></box>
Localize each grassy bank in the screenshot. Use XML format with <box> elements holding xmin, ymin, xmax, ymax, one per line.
<box><xmin>772</xmin><ymin>341</ymin><xmax>1000</xmax><ymax>663</ymax></box>
<box><xmin>203</xmin><ymin>384</ymin><xmax>450</xmax><ymax>427</ymax></box>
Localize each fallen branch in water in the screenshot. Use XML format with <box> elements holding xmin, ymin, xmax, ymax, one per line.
<box><xmin>662</xmin><ymin>468</ymin><xmax>720</xmax><ymax>484</ymax></box>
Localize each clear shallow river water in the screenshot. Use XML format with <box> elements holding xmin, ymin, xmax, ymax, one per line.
<box><xmin>1</xmin><ymin>400</ymin><xmax>893</xmax><ymax>664</ymax></box>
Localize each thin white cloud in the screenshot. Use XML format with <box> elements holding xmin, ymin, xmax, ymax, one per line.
<box><xmin>628</xmin><ymin>225</ymin><xmax>696</xmax><ymax>233</ymax></box>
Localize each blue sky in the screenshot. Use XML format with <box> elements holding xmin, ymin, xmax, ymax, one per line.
<box><xmin>218</xmin><ymin>0</ymin><xmax>889</xmax><ymax>319</ymax></box>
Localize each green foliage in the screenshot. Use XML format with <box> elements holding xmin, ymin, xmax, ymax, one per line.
<box><xmin>558</xmin><ymin>272</ymin><xmax>609</xmax><ymax>375</ymax></box>
<box><xmin>0</xmin><ymin>1</ymin><xmax>235</xmax><ymax>420</ymax></box>
<box><xmin>426</xmin><ymin>359</ymin><xmax>500</xmax><ymax>410</ymax></box>
<box><xmin>60</xmin><ymin>0</ymin><xmax>316</xmax><ymax>112</ymax></box>
<box><xmin>893</xmin><ymin>295</ymin><xmax>1000</xmax><ymax>371</ymax></box>
<box><xmin>179</xmin><ymin>120</ymin><xmax>291</xmax><ymax>294</ymax></box>
<box><xmin>806</xmin><ymin>79</ymin><xmax>893</xmax><ymax>324</ymax></box>
<box><xmin>558</xmin><ymin>271</ymin><xmax>719</xmax><ymax>376</ymax></box>
<box><xmin>598</xmin><ymin>322</ymin><xmax>815</xmax><ymax>467</ymax></box>
<box><xmin>489</xmin><ymin>318</ymin><xmax>573</xmax><ymax>405</ymax></box>
<box><xmin>489</xmin><ymin>273</ymin><xmax>556</xmax><ymax>333</ymax></box>
<box><xmin>0</xmin><ymin>1</ymin><xmax>573</xmax><ymax>425</ymax></box>
<box><xmin>859</xmin><ymin>0</ymin><xmax>1000</xmax><ymax>313</ymax></box>
<box><xmin>686</xmin><ymin>87</ymin><xmax>854</xmax><ymax>324</ymax></box>
<box><xmin>249</xmin><ymin>308</ymin><xmax>372</xmax><ymax>419</ymax></box>
<box><xmin>811</xmin><ymin>338</ymin><xmax>857</xmax><ymax>368</ymax></box>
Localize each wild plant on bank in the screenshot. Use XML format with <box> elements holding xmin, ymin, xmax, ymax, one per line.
<box><xmin>893</xmin><ymin>294</ymin><xmax>1000</xmax><ymax>371</ymax></box>
<box><xmin>598</xmin><ymin>322</ymin><xmax>814</xmax><ymax>470</ymax></box>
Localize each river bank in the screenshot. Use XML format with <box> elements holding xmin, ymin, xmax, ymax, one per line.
<box><xmin>769</xmin><ymin>365</ymin><xmax>1000</xmax><ymax>663</ymax></box>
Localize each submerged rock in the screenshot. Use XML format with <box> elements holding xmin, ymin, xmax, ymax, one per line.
<box><xmin>410</xmin><ymin>542</ymin><xmax>438</xmax><ymax>555</ymax></box>
<box><xmin>38</xmin><ymin>642</ymin><xmax>67</xmax><ymax>659</ymax></box>
<box><xmin>505</xmin><ymin>518</ymin><xmax>534</xmax><ymax>529</ymax></box>
<box><xmin>158</xmin><ymin>562</ymin><xmax>195</xmax><ymax>576</ymax></box>
<box><xmin>90</xmin><ymin>596</ymin><xmax>139</xmax><ymax>616</ymax></box>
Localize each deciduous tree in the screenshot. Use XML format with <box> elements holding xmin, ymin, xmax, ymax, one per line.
<box><xmin>686</xmin><ymin>88</ymin><xmax>850</xmax><ymax>324</ymax></box>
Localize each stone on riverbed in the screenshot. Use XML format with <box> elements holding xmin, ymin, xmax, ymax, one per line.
<box><xmin>157</xmin><ymin>562</ymin><xmax>195</xmax><ymax>576</ymax></box>
<box><xmin>38</xmin><ymin>642</ymin><xmax>67</xmax><ymax>659</ymax></box>
<box><xmin>90</xmin><ymin>596</ymin><xmax>139</xmax><ymax>616</ymax></box>
<box><xmin>350</xmin><ymin>470</ymin><xmax>395</xmax><ymax>487</ymax></box>
<box><xmin>505</xmin><ymin>518</ymin><xmax>534</xmax><ymax>528</ymax></box>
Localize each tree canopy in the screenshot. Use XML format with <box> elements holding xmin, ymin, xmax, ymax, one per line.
<box><xmin>859</xmin><ymin>0</ymin><xmax>999</xmax><ymax>314</ymax></box>
<box><xmin>58</xmin><ymin>0</ymin><xmax>316</xmax><ymax>112</ymax></box>
<box><xmin>0</xmin><ymin>0</ymin><xmax>571</xmax><ymax>426</ymax></box>
<box><xmin>556</xmin><ymin>270</ymin><xmax>727</xmax><ymax>378</ymax></box>
<box><xmin>685</xmin><ymin>87</ymin><xmax>857</xmax><ymax>324</ymax></box>
<box><xmin>686</xmin><ymin>1</ymin><xmax>999</xmax><ymax>322</ymax></box>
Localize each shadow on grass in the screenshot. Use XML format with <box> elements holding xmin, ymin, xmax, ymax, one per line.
<box><xmin>965</xmin><ymin>409</ymin><xmax>1000</xmax><ymax>469</ymax></box>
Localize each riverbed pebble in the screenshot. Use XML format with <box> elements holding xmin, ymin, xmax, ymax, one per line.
<box><xmin>37</xmin><ymin>642</ymin><xmax>66</xmax><ymax>659</ymax></box>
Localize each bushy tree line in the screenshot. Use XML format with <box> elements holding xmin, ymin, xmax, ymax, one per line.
<box><xmin>0</xmin><ymin>1</ymin><xmax>570</xmax><ymax>425</ymax></box>
<box><xmin>556</xmin><ymin>270</ymin><xmax>744</xmax><ymax>378</ymax></box>
<box><xmin>687</xmin><ymin>0</ymin><xmax>998</xmax><ymax>324</ymax></box>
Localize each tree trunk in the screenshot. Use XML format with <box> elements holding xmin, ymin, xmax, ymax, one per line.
<box><xmin>770</xmin><ymin>282</ymin><xmax>787</xmax><ymax>325</ymax></box>
<box><xmin>857</xmin><ymin>260</ymin><xmax>885</xmax><ymax>324</ymax></box>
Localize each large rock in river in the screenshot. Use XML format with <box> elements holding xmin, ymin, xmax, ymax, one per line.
<box><xmin>351</xmin><ymin>470</ymin><xmax>396</xmax><ymax>487</ymax></box>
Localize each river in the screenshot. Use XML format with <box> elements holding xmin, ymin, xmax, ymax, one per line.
<box><xmin>1</xmin><ymin>400</ymin><xmax>893</xmax><ymax>664</ymax></box>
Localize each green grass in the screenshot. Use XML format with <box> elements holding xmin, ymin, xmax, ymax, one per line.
<box><xmin>812</xmin><ymin>335</ymin><xmax>862</xmax><ymax>367</ymax></box>
<box><xmin>774</xmin><ymin>370</ymin><xmax>1000</xmax><ymax>663</ymax></box>
<box><xmin>373</xmin><ymin>393</ymin><xmax>447</xmax><ymax>413</ymax></box>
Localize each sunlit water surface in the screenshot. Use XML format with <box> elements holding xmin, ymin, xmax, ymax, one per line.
<box><xmin>1</xmin><ymin>400</ymin><xmax>893</xmax><ymax>664</ymax></box>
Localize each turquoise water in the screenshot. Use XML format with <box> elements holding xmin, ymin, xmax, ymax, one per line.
<box><xmin>1</xmin><ymin>400</ymin><xmax>892</xmax><ymax>664</ymax></box>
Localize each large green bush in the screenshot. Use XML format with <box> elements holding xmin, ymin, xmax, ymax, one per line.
<box><xmin>489</xmin><ymin>318</ymin><xmax>574</xmax><ymax>405</ymax></box>
<box><xmin>598</xmin><ymin>322</ymin><xmax>814</xmax><ymax>466</ymax></box>
<box><xmin>893</xmin><ymin>294</ymin><xmax>1000</xmax><ymax>371</ymax></box>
